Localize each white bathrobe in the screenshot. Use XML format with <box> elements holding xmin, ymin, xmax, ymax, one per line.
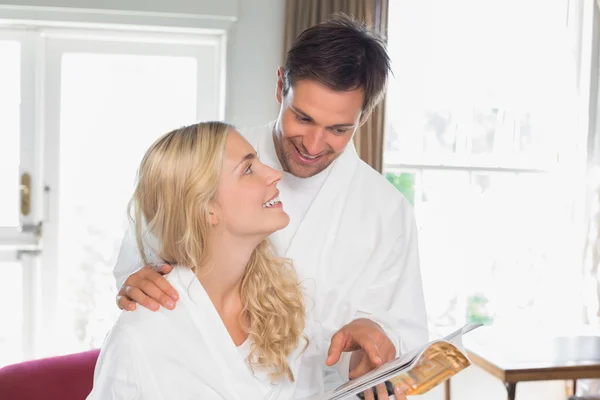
<box><xmin>113</xmin><ymin>122</ymin><xmax>429</xmax><ymax>399</ymax></box>
<box><xmin>89</xmin><ymin>265</ymin><xmax>305</xmax><ymax>400</ymax></box>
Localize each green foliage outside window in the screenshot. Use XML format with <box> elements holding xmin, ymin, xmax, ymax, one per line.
<box><xmin>385</xmin><ymin>172</ymin><xmax>416</xmax><ymax>205</ymax></box>
<box><xmin>466</xmin><ymin>293</ymin><xmax>494</xmax><ymax>325</ymax></box>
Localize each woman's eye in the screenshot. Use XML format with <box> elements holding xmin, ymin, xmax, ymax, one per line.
<box><xmin>244</xmin><ymin>164</ymin><xmax>252</xmax><ymax>175</ymax></box>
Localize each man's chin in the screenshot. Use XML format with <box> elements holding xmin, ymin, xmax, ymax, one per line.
<box><xmin>288</xmin><ymin>163</ymin><xmax>325</xmax><ymax>178</ymax></box>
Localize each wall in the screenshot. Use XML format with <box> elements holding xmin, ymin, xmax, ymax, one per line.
<box><xmin>225</xmin><ymin>0</ymin><xmax>285</xmax><ymax>128</ymax></box>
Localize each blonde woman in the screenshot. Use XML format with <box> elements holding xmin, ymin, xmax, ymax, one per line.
<box><xmin>87</xmin><ymin>122</ymin><xmax>308</xmax><ymax>400</ymax></box>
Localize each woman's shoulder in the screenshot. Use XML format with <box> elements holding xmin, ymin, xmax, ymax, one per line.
<box><xmin>111</xmin><ymin>266</ymin><xmax>199</xmax><ymax>344</ymax></box>
<box><xmin>108</xmin><ymin>306</ymin><xmax>174</xmax><ymax>352</ymax></box>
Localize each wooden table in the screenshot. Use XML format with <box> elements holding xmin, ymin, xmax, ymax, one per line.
<box><xmin>444</xmin><ymin>330</ymin><xmax>600</xmax><ymax>400</ymax></box>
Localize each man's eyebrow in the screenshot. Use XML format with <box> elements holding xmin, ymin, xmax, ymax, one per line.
<box><xmin>235</xmin><ymin>152</ymin><xmax>256</xmax><ymax>171</ymax></box>
<box><xmin>290</xmin><ymin>106</ymin><xmax>312</xmax><ymax>120</ymax></box>
<box><xmin>329</xmin><ymin>122</ymin><xmax>356</xmax><ymax>129</ymax></box>
<box><xmin>290</xmin><ymin>106</ymin><xmax>356</xmax><ymax>129</ymax></box>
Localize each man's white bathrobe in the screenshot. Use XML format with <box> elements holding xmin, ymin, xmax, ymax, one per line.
<box><xmin>113</xmin><ymin>122</ymin><xmax>429</xmax><ymax>399</ymax></box>
<box><xmin>89</xmin><ymin>265</ymin><xmax>305</xmax><ymax>400</ymax></box>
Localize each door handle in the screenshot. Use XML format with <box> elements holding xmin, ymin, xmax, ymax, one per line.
<box><xmin>20</xmin><ymin>173</ymin><xmax>31</xmax><ymax>216</ymax></box>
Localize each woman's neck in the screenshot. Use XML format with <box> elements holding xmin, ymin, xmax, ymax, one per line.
<box><xmin>195</xmin><ymin>233</ymin><xmax>257</xmax><ymax>313</ymax></box>
<box><xmin>195</xmin><ymin>234</ymin><xmax>258</xmax><ymax>346</ymax></box>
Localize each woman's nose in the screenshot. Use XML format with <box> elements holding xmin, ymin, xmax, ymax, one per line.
<box><xmin>264</xmin><ymin>165</ymin><xmax>283</xmax><ymax>185</ymax></box>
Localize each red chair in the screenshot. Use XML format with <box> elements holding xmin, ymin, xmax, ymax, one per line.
<box><xmin>0</xmin><ymin>349</ymin><xmax>100</xmax><ymax>400</ymax></box>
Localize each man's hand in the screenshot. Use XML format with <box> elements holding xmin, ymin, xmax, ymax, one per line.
<box><xmin>326</xmin><ymin>318</ymin><xmax>407</xmax><ymax>400</ymax></box>
<box><xmin>116</xmin><ymin>264</ymin><xmax>179</xmax><ymax>312</ymax></box>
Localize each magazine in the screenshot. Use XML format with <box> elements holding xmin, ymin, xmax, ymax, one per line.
<box><xmin>320</xmin><ymin>323</ymin><xmax>483</xmax><ymax>400</ymax></box>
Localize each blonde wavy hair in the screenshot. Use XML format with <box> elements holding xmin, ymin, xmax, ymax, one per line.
<box><xmin>129</xmin><ymin>121</ymin><xmax>307</xmax><ymax>382</ymax></box>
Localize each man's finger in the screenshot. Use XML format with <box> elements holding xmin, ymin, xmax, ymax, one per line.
<box><xmin>116</xmin><ymin>295</ymin><xmax>136</xmax><ymax>311</ymax></box>
<box><xmin>375</xmin><ymin>383</ymin><xmax>389</xmax><ymax>400</ymax></box>
<box><xmin>379</xmin><ymin>341</ymin><xmax>397</xmax><ymax>364</ymax></box>
<box><xmin>393</xmin><ymin>384</ymin><xmax>407</xmax><ymax>400</ymax></box>
<box><xmin>125</xmin><ymin>286</ymin><xmax>160</xmax><ymax>311</ymax></box>
<box><xmin>156</xmin><ymin>263</ymin><xmax>174</xmax><ymax>276</ymax></box>
<box><xmin>326</xmin><ymin>331</ymin><xmax>348</xmax><ymax>366</ymax></box>
<box><xmin>138</xmin><ymin>279</ymin><xmax>176</xmax><ymax>310</ymax></box>
<box><xmin>349</xmin><ymin>352</ymin><xmax>375</xmax><ymax>379</ymax></box>
<box><xmin>355</xmin><ymin>336</ymin><xmax>382</xmax><ymax>366</ymax></box>
<box><xmin>150</xmin><ymin>267</ymin><xmax>179</xmax><ymax>302</ymax></box>
<box><xmin>364</xmin><ymin>387</ymin><xmax>375</xmax><ymax>400</ymax></box>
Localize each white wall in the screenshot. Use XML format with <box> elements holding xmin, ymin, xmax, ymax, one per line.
<box><xmin>225</xmin><ymin>0</ymin><xmax>285</xmax><ymax>128</ymax></box>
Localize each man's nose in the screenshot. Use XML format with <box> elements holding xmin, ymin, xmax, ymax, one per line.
<box><xmin>302</xmin><ymin>128</ymin><xmax>325</xmax><ymax>155</ymax></box>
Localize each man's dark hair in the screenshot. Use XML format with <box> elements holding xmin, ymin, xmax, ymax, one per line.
<box><xmin>283</xmin><ymin>14</ymin><xmax>391</xmax><ymax>115</ymax></box>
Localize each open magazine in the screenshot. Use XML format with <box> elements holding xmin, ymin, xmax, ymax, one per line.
<box><xmin>320</xmin><ymin>323</ymin><xmax>483</xmax><ymax>400</ymax></box>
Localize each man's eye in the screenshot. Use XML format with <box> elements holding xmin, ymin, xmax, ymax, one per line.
<box><xmin>244</xmin><ymin>164</ymin><xmax>252</xmax><ymax>175</ymax></box>
<box><xmin>295</xmin><ymin>115</ymin><xmax>310</xmax><ymax>123</ymax></box>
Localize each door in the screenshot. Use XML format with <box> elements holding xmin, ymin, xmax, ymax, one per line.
<box><xmin>0</xmin><ymin>29</ymin><xmax>43</xmax><ymax>367</ymax></box>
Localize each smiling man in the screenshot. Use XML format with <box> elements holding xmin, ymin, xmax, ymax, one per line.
<box><xmin>113</xmin><ymin>15</ymin><xmax>428</xmax><ymax>400</ymax></box>
<box><xmin>274</xmin><ymin>79</ymin><xmax>362</xmax><ymax>178</ymax></box>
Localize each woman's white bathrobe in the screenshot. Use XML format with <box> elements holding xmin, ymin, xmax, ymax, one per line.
<box><xmin>87</xmin><ymin>265</ymin><xmax>307</xmax><ymax>400</ymax></box>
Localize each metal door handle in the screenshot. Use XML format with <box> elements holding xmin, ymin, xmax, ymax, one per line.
<box><xmin>20</xmin><ymin>173</ymin><xmax>31</xmax><ymax>216</ymax></box>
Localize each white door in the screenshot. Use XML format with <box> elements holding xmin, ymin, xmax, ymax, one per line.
<box><xmin>0</xmin><ymin>29</ymin><xmax>43</xmax><ymax>367</ymax></box>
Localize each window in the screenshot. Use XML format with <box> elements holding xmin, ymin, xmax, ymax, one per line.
<box><xmin>384</xmin><ymin>0</ymin><xmax>587</xmax><ymax>330</ymax></box>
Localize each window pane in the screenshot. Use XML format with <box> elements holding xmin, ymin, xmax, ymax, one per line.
<box><xmin>385</xmin><ymin>0</ymin><xmax>575</xmax><ymax>167</ymax></box>
<box><xmin>54</xmin><ymin>53</ymin><xmax>198</xmax><ymax>353</ymax></box>
<box><xmin>422</xmin><ymin>109</ymin><xmax>457</xmax><ymax>158</ymax></box>
<box><xmin>0</xmin><ymin>262</ymin><xmax>23</xmax><ymax>367</ymax></box>
<box><xmin>0</xmin><ymin>41</ymin><xmax>21</xmax><ymax>227</ymax></box>
<box><xmin>416</xmin><ymin>170</ymin><xmax>470</xmax><ymax>327</ymax></box>
<box><xmin>407</xmin><ymin>169</ymin><xmax>571</xmax><ymax>329</ymax></box>
<box><xmin>468</xmin><ymin>108</ymin><xmax>497</xmax><ymax>155</ymax></box>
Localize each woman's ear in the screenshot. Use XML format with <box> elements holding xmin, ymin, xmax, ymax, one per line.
<box><xmin>207</xmin><ymin>208</ymin><xmax>219</xmax><ymax>226</ymax></box>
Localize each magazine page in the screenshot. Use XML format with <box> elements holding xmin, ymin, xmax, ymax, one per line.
<box><xmin>323</xmin><ymin>344</ymin><xmax>422</xmax><ymax>399</ymax></box>
<box><xmin>320</xmin><ymin>323</ymin><xmax>483</xmax><ymax>400</ymax></box>
<box><xmin>387</xmin><ymin>340</ymin><xmax>471</xmax><ymax>396</ymax></box>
